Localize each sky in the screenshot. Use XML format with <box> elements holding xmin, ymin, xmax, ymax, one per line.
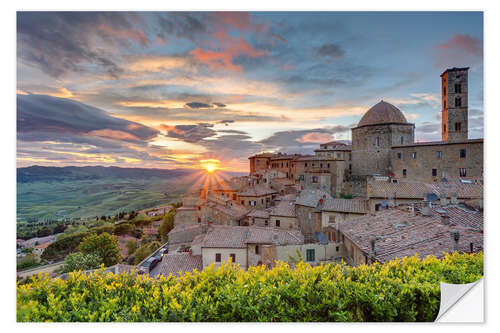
<box><xmin>16</xmin><ymin>11</ymin><xmax>483</xmax><ymax>172</ymax></box>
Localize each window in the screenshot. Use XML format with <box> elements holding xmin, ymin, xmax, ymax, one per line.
<box><xmin>349</xmin><ymin>153</ymin><xmax>352</xmax><ymax>161</ymax></box>
<box><xmin>460</xmin><ymin>149</ymin><xmax>466</xmax><ymax>158</ymax></box>
<box><xmin>455</xmin><ymin>122</ymin><xmax>462</xmax><ymax>131</ymax></box>
<box><xmin>444</xmin><ymin>100</ymin><xmax>446</xmax><ymax>108</ymax></box>
<box><xmin>349</xmin><ymin>164</ymin><xmax>352</xmax><ymax>171</ymax></box>
<box><xmin>255</xmin><ymin>245</ymin><xmax>260</xmax><ymax>255</ymax></box>
<box><xmin>400</xmin><ymin>136</ymin><xmax>404</xmax><ymax>145</ymax></box>
<box><xmin>232</xmin><ymin>194</ymin><xmax>237</xmax><ymax>200</ymax></box>
<box><xmin>455</xmin><ymin>97</ymin><xmax>461</xmax><ymax>107</ymax></box>
<box><xmin>336</xmin><ymin>246</ymin><xmax>339</xmax><ymax>252</ymax></box>
<box><xmin>197</xmin><ymin>217</ymin><xmax>201</xmax><ymax>223</ymax></box>
<box><xmin>443</xmin><ymin>124</ymin><xmax>446</xmax><ymax>133</ymax></box>
<box><xmin>327</xmin><ymin>163</ymin><xmax>330</xmax><ymax>168</ymax></box>
<box><xmin>437</xmin><ymin>151</ymin><xmax>442</xmax><ymax>159</ymax></box>
<box><xmin>241</xmin><ymin>200</ymin><xmax>244</xmax><ymax>205</ymax></box>
<box><xmin>397</xmin><ymin>152</ymin><xmax>402</xmax><ymax>159</ymax></box>
<box><xmin>229</xmin><ymin>253</ymin><xmax>236</xmax><ymax>263</ymax></box>
<box><xmin>265</xmin><ymin>220</ymin><xmax>269</xmax><ymax>226</ymax></box>
<box><xmin>412</xmin><ymin>152</ymin><xmax>417</xmax><ymax>159</ymax></box>
<box><xmin>403</xmin><ymin>169</ymin><xmax>407</xmax><ymax>177</ymax></box>
<box><xmin>459</xmin><ymin>168</ymin><xmax>467</xmax><ymax>177</ymax></box>
<box><xmin>312</xmin><ymin>176</ymin><xmax>318</xmax><ymax>183</ymax></box>
<box><xmin>432</xmin><ymin>169</ymin><xmax>437</xmax><ymax>177</ymax></box>
<box><xmin>320</xmin><ymin>163</ymin><xmax>323</xmax><ymax>168</ymax></box>
<box><xmin>261</xmin><ymin>199</ymin><xmax>264</xmax><ymax>204</ymax></box>
<box><xmin>376</xmin><ymin>137</ymin><xmax>380</xmax><ymax>147</ymax></box>
<box><xmin>305</xmin><ymin>163</ymin><xmax>308</xmax><ymax>167</ymax></box>
<box><xmin>215</xmin><ymin>253</ymin><xmax>221</xmax><ymax>262</ymax></box>
<box><xmin>455</xmin><ymin>83</ymin><xmax>462</xmax><ymax>93</ymax></box>
<box><xmin>443</xmin><ymin>86</ymin><xmax>446</xmax><ymax>95</ymax></box>
<box><xmin>276</xmin><ymin>220</ymin><xmax>280</xmax><ymax>227</ymax></box>
<box><xmin>306</xmin><ymin>249</ymin><xmax>315</xmax><ymax>262</ymax></box>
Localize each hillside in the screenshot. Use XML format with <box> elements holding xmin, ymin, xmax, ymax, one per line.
<box><xmin>17</xmin><ymin>166</ymin><xmax>245</xmax><ymax>222</ymax></box>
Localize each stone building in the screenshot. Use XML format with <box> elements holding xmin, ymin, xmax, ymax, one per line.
<box><xmin>441</xmin><ymin>67</ymin><xmax>469</xmax><ymax>142</ymax></box>
<box><xmin>248</xmin><ymin>152</ymin><xmax>275</xmax><ymax>174</ymax></box>
<box><xmin>295</xmin><ymin>189</ymin><xmax>333</xmax><ymax>242</ymax></box>
<box><xmin>237</xmin><ymin>184</ymin><xmax>277</xmax><ymax>209</ymax></box>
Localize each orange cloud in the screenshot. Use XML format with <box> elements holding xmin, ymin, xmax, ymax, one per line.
<box><xmin>283</xmin><ymin>63</ymin><xmax>294</xmax><ymax>71</ymax></box>
<box><xmin>87</xmin><ymin>129</ymin><xmax>141</xmax><ymax>141</ymax></box>
<box><xmin>296</xmin><ymin>132</ymin><xmax>334</xmax><ymax>143</ymax></box>
<box><xmin>436</xmin><ymin>34</ymin><xmax>482</xmax><ymax>56</ymax></box>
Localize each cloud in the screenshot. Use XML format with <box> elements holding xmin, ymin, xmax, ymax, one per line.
<box><xmin>17</xmin><ymin>93</ymin><xmax>158</xmax><ymax>142</ymax></box>
<box><xmin>314</xmin><ymin>43</ymin><xmax>345</xmax><ymax>61</ymax></box>
<box><xmin>296</xmin><ymin>132</ymin><xmax>334</xmax><ymax>143</ymax></box>
<box><xmin>185</xmin><ymin>102</ymin><xmax>214</xmax><ymax>109</ymax></box>
<box><xmin>217</xmin><ymin>129</ymin><xmax>248</xmax><ymax>135</ymax></box>
<box><xmin>17</xmin><ymin>12</ymin><xmax>150</xmax><ymax>78</ymax></box>
<box><xmin>434</xmin><ymin>34</ymin><xmax>483</xmax><ymax>68</ymax></box>
<box><xmin>156</xmin><ymin>12</ymin><xmax>208</xmax><ymax>42</ymax></box>
<box><xmin>213</xmin><ymin>102</ymin><xmax>226</xmax><ymax>107</ymax></box>
<box><xmin>161</xmin><ymin>124</ymin><xmax>217</xmax><ymax>143</ymax></box>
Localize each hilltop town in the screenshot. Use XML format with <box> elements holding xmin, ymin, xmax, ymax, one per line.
<box><xmin>17</xmin><ymin>67</ymin><xmax>484</xmax><ymax>279</ymax></box>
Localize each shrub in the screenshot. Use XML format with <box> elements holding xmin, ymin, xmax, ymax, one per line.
<box><xmin>61</xmin><ymin>252</ymin><xmax>102</xmax><ymax>273</ymax></box>
<box><xmin>17</xmin><ymin>252</ymin><xmax>483</xmax><ymax>322</ymax></box>
<box><xmin>78</xmin><ymin>233</ymin><xmax>122</xmax><ymax>267</ymax></box>
<box><xmin>16</xmin><ymin>254</ymin><xmax>40</xmax><ymax>271</ymax></box>
<box><xmin>113</xmin><ymin>223</ymin><xmax>134</xmax><ymax>236</ymax></box>
<box><xmin>41</xmin><ymin>232</ymin><xmax>89</xmax><ymax>261</ymax></box>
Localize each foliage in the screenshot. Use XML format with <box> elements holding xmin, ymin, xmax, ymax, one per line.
<box><xmin>17</xmin><ymin>252</ymin><xmax>483</xmax><ymax>322</ymax></box>
<box><xmin>78</xmin><ymin>233</ymin><xmax>122</xmax><ymax>267</ymax></box>
<box><xmin>158</xmin><ymin>210</ymin><xmax>175</xmax><ymax>243</ymax></box>
<box><xmin>90</xmin><ymin>223</ymin><xmax>115</xmax><ymax>235</ymax></box>
<box><xmin>339</xmin><ymin>192</ymin><xmax>353</xmax><ymax>199</ymax></box>
<box><xmin>61</xmin><ymin>252</ymin><xmax>102</xmax><ymax>273</ymax></box>
<box><xmin>125</xmin><ymin>239</ymin><xmax>138</xmax><ymax>256</ymax></box>
<box><xmin>21</xmin><ymin>247</ymin><xmax>34</xmax><ymax>254</ymax></box>
<box><xmin>133</xmin><ymin>244</ymin><xmax>154</xmax><ymax>265</ymax></box>
<box><xmin>286</xmin><ymin>248</ymin><xmax>304</xmax><ymax>265</ymax></box>
<box><xmin>113</xmin><ymin>223</ymin><xmax>134</xmax><ymax>236</ymax></box>
<box><xmin>17</xmin><ymin>254</ymin><xmax>41</xmax><ymax>271</ymax></box>
<box><xmin>41</xmin><ymin>232</ymin><xmax>89</xmax><ymax>261</ymax></box>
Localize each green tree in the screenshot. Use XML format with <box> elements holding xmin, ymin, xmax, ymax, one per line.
<box><xmin>158</xmin><ymin>210</ymin><xmax>175</xmax><ymax>243</ymax></box>
<box><xmin>133</xmin><ymin>244</ymin><xmax>153</xmax><ymax>265</ymax></box>
<box><xmin>21</xmin><ymin>247</ymin><xmax>34</xmax><ymax>254</ymax></box>
<box><xmin>61</xmin><ymin>252</ymin><xmax>102</xmax><ymax>273</ymax></box>
<box><xmin>17</xmin><ymin>254</ymin><xmax>40</xmax><ymax>271</ymax></box>
<box><xmin>78</xmin><ymin>232</ymin><xmax>122</xmax><ymax>267</ymax></box>
<box><xmin>125</xmin><ymin>239</ymin><xmax>138</xmax><ymax>255</ymax></box>
<box><xmin>114</xmin><ymin>223</ymin><xmax>134</xmax><ymax>236</ymax></box>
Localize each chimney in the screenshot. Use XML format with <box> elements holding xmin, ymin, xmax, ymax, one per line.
<box><xmin>451</xmin><ymin>192</ymin><xmax>458</xmax><ymax>205</ymax></box>
<box><xmin>409</xmin><ymin>203</ymin><xmax>416</xmax><ymax>216</ymax></box>
<box><xmin>422</xmin><ymin>200</ymin><xmax>431</xmax><ymax>216</ymax></box>
<box><xmin>441</xmin><ymin>215</ymin><xmax>450</xmax><ymax>225</ymax></box>
<box><xmin>272</xmin><ymin>232</ymin><xmax>279</xmax><ymax>245</ymax></box>
<box><xmin>370</xmin><ymin>237</ymin><xmax>376</xmax><ymax>256</ymax></box>
<box><xmin>452</xmin><ymin>231</ymin><xmax>460</xmax><ymax>252</ymax></box>
<box><xmin>440</xmin><ymin>194</ymin><xmax>448</xmax><ymax>206</ymax></box>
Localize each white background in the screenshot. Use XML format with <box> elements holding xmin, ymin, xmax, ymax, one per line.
<box><xmin>1</xmin><ymin>0</ymin><xmax>499</xmax><ymax>332</ymax></box>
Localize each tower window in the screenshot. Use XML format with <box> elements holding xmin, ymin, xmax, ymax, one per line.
<box><xmin>403</xmin><ymin>169</ymin><xmax>407</xmax><ymax>177</ymax></box>
<box><xmin>459</xmin><ymin>168</ymin><xmax>467</xmax><ymax>177</ymax></box>
<box><xmin>437</xmin><ymin>151</ymin><xmax>442</xmax><ymax>159</ymax></box>
<box><xmin>444</xmin><ymin>100</ymin><xmax>446</xmax><ymax>108</ymax></box>
<box><xmin>444</xmin><ymin>124</ymin><xmax>447</xmax><ymax>133</ymax></box>
<box><xmin>276</xmin><ymin>220</ymin><xmax>280</xmax><ymax>227</ymax></box>
<box><xmin>455</xmin><ymin>83</ymin><xmax>462</xmax><ymax>93</ymax></box>
<box><xmin>455</xmin><ymin>122</ymin><xmax>462</xmax><ymax>131</ymax></box>
<box><xmin>432</xmin><ymin>169</ymin><xmax>437</xmax><ymax>177</ymax></box>
<box><xmin>397</xmin><ymin>152</ymin><xmax>402</xmax><ymax>159</ymax></box>
<box><xmin>400</xmin><ymin>136</ymin><xmax>404</xmax><ymax>145</ymax></box>
<box><xmin>455</xmin><ymin>97</ymin><xmax>462</xmax><ymax>107</ymax></box>
<box><xmin>443</xmin><ymin>86</ymin><xmax>446</xmax><ymax>95</ymax></box>
<box><xmin>460</xmin><ymin>149</ymin><xmax>466</xmax><ymax>158</ymax></box>
<box><xmin>412</xmin><ymin>152</ymin><xmax>417</xmax><ymax>159</ymax></box>
<box><xmin>376</xmin><ymin>137</ymin><xmax>380</xmax><ymax>147</ymax></box>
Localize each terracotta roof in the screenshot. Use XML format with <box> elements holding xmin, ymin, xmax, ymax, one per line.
<box><xmin>201</xmin><ymin>225</ymin><xmax>304</xmax><ymax>248</ymax></box>
<box><xmin>247</xmin><ymin>208</ymin><xmax>271</xmax><ymax>219</ymax></box>
<box><xmin>367</xmin><ymin>179</ymin><xmax>483</xmax><ymax>200</ymax></box>
<box><xmin>276</xmin><ymin>193</ymin><xmax>297</xmax><ymax>201</ymax></box>
<box><xmin>440</xmin><ymin>67</ymin><xmax>469</xmax><ymax>77</ymax></box>
<box><xmin>270</xmin><ymin>178</ymin><xmax>294</xmax><ymax>185</ymax></box>
<box><xmin>238</xmin><ymin>184</ymin><xmax>277</xmax><ymax>197</ymax></box>
<box><xmin>157</xmin><ymin>253</ymin><xmax>203</xmax><ymax>277</ymax></box>
<box><xmin>315</xmin><ymin>145</ymin><xmax>352</xmax><ymax>152</ymax></box>
<box><xmin>211</xmin><ymin>203</ymin><xmax>250</xmax><ymax>219</ymax></box>
<box><xmin>357</xmin><ymin>101</ymin><xmax>408</xmax><ymax>127</ymax></box>
<box><xmin>340</xmin><ymin>205</ymin><xmax>483</xmax><ymax>263</ymax></box>
<box><xmin>269</xmin><ymin>200</ymin><xmax>296</xmax><ymax>217</ymax></box>
<box><xmin>202</xmin><ymin>180</ymin><xmax>240</xmax><ymax>191</ymax></box>
<box><xmin>320</xmin><ymin>198</ymin><xmax>368</xmax><ymax>214</ymax></box>
<box><xmin>295</xmin><ymin>189</ymin><xmax>333</xmax><ymax>207</ymax></box>
<box><xmin>392</xmin><ymin>138</ymin><xmax>483</xmax><ymax>148</ymax></box>
<box><xmin>367</xmin><ymin>180</ymin><xmax>435</xmax><ymax>199</ymax></box>
<box><xmin>168</xmin><ymin>224</ymin><xmax>205</xmax><ymax>245</ymax></box>
<box><xmin>249</xmin><ymin>152</ymin><xmax>276</xmax><ymax>159</ymax></box>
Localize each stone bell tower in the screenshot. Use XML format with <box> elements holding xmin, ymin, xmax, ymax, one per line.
<box><xmin>441</xmin><ymin>67</ymin><xmax>469</xmax><ymax>142</ymax></box>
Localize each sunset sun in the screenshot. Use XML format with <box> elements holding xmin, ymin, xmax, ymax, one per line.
<box><xmin>200</xmin><ymin>159</ymin><xmax>220</xmax><ymax>173</ymax></box>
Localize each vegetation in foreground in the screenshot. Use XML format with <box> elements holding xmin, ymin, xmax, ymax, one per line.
<box><xmin>17</xmin><ymin>252</ymin><xmax>483</xmax><ymax>322</ymax></box>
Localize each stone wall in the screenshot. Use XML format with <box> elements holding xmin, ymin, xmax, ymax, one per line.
<box><xmin>201</xmin><ymin>247</ymin><xmax>248</xmax><ymax>269</ymax></box>
<box><xmin>269</xmin><ymin>215</ymin><xmax>298</xmax><ymax>230</ymax></box>
<box><xmin>390</xmin><ymin>140</ymin><xmax>483</xmax><ymax>183</ymax></box>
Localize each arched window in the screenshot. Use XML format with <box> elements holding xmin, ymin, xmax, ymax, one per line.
<box><xmin>400</xmin><ymin>136</ymin><xmax>404</xmax><ymax>145</ymax></box>
<box><xmin>455</xmin><ymin>97</ymin><xmax>462</xmax><ymax>107</ymax></box>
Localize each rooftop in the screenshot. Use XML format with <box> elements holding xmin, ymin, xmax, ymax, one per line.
<box><xmin>200</xmin><ymin>225</ymin><xmax>304</xmax><ymax>248</ymax></box>
<box><xmin>357</xmin><ymin>100</ymin><xmax>409</xmax><ymax>128</ymax></box>
<box><xmin>340</xmin><ymin>204</ymin><xmax>483</xmax><ymax>263</ymax></box>
<box><xmin>156</xmin><ymin>253</ymin><xmax>203</xmax><ymax>277</ymax></box>
<box><xmin>295</xmin><ymin>189</ymin><xmax>333</xmax><ymax>207</ymax></box>
<box><xmin>238</xmin><ymin>184</ymin><xmax>277</xmax><ymax>197</ymax></box>
<box><xmin>269</xmin><ymin>200</ymin><xmax>296</xmax><ymax>217</ymax></box>
<box><xmin>392</xmin><ymin>138</ymin><xmax>483</xmax><ymax>148</ymax></box>
<box><xmin>320</xmin><ymin>198</ymin><xmax>368</xmax><ymax>214</ymax></box>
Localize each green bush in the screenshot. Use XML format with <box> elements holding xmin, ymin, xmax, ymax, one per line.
<box><xmin>78</xmin><ymin>233</ymin><xmax>122</xmax><ymax>267</ymax></box>
<box><xmin>16</xmin><ymin>254</ymin><xmax>41</xmax><ymax>271</ymax></box>
<box><xmin>17</xmin><ymin>252</ymin><xmax>482</xmax><ymax>322</ymax></box>
<box><xmin>41</xmin><ymin>232</ymin><xmax>89</xmax><ymax>261</ymax></box>
<box><xmin>61</xmin><ymin>252</ymin><xmax>102</xmax><ymax>273</ymax></box>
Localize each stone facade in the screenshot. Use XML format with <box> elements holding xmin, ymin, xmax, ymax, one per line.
<box><xmin>391</xmin><ymin>139</ymin><xmax>483</xmax><ymax>182</ymax></box>
<box><xmin>441</xmin><ymin>67</ymin><xmax>469</xmax><ymax>142</ymax></box>
<box><xmin>351</xmin><ymin>123</ymin><xmax>415</xmax><ymax>177</ymax></box>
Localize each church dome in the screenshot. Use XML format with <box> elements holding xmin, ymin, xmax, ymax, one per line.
<box><xmin>357</xmin><ymin>100</ymin><xmax>407</xmax><ymax>127</ymax></box>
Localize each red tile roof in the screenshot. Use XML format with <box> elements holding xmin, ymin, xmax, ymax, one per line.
<box><xmin>238</xmin><ymin>184</ymin><xmax>277</xmax><ymax>197</ymax></box>
<box><xmin>157</xmin><ymin>253</ymin><xmax>203</xmax><ymax>277</ymax></box>
<box><xmin>320</xmin><ymin>198</ymin><xmax>368</xmax><ymax>214</ymax></box>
